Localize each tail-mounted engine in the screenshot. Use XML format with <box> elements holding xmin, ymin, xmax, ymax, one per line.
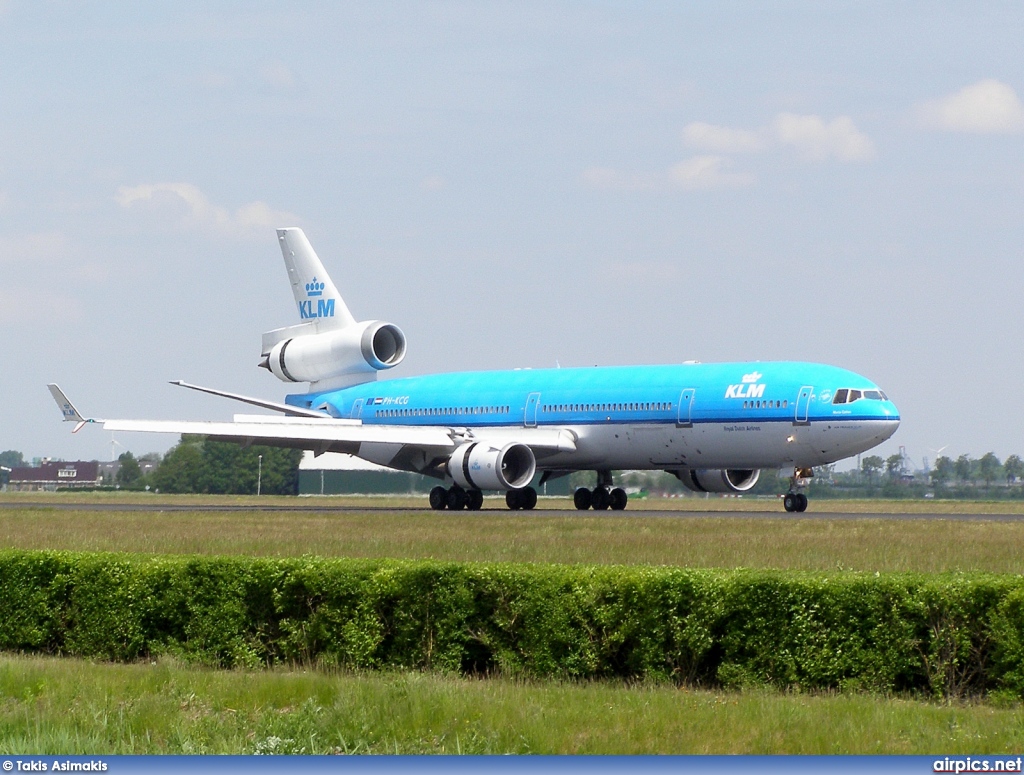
<box><xmin>262</xmin><ymin>227</ymin><xmax>408</xmax><ymax>392</ymax></box>
<box><xmin>448</xmin><ymin>442</ymin><xmax>537</xmax><ymax>491</ymax></box>
<box><xmin>672</xmin><ymin>467</ymin><xmax>760</xmax><ymax>494</ymax></box>
<box><xmin>261</xmin><ymin>319</ymin><xmax>406</xmax><ymax>389</ymax></box>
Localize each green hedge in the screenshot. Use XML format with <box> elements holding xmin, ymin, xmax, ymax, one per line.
<box><xmin>2</xmin><ymin>550</ymin><xmax>1023</xmax><ymax>698</ymax></box>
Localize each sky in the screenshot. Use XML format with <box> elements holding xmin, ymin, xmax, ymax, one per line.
<box><xmin>1</xmin><ymin>2</ymin><xmax>1022</xmax><ymax>471</ymax></box>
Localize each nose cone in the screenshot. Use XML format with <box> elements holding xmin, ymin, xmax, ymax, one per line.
<box><xmin>876</xmin><ymin>417</ymin><xmax>900</xmax><ymax>444</ymax></box>
<box><xmin>873</xmin><ymin>397</ymin><xmax>900</xmax><ymax>444</ymax></box>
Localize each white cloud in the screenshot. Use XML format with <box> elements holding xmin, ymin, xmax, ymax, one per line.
<box><xmin>915</xmin><ymin>79</ymin><xmax>1024</xmax><ymax>134</ymax></box>
<box><xmin>260</xmin><ymin>61</ymin><xmax>298</xmax><ymax>89</ymax></box>
<box><xmin>669</xmin><ymin>155</ymin><xmax>756</xmax><ymax>189</ymax></box>
<box><xmin>682</xmin><ymin>122</ymin><xmax>766</xmax><ymax>153</ymax></box>
<box><xmin>686</xmin><ymin>113</ymin><xmax>875</xmax><ymax>163</ymax></box>
<box><xmin>0</xmin><ymin>232</ymin><xmax>83</xmax><ymax>324</ymax></box>
<box><xmin>114</xmin><ymin>183</ymin><xmax>301</xmax><ymax>239</ymax></box>
<box><xmin>198</xmin><ymin>70</ymin><xmax>234</xmax><ymax>90</ymax></box>
<box><xmin>585</xmin><ymin>112</ymin><xmax>871</xmax><ymax>194</ymax></box>
<box><xmin>581</xmin><ymin>167</ymin><xmax>659</xmax><ymax>192</ymax></box>
<box><xmin>0</xmin><ymin>286</ymin><xmax>81</xmax><ymax>324</ymax></box>
<box><xmin>582</xmin><ymin>157</ymin><xmax>754</xmax><ymax>192</ymax></box>
<box><xmin>599</xmin><ymin>261</ymin><xmax>680</xmax><ymax>283</ymax></box>
<box><xmin>772</xmin><ymin>113</ymin><xmax>876</xmax><ymax>162</ymax></box>
<box><xmin>0</xmin><ymin>231</ymin><xmax>69</xmax><ymax>265</ymax></box>
<box><xmin>419</xmin><ymin>176</ymin><xmax>447</xmax><ymax>191</ymax></box>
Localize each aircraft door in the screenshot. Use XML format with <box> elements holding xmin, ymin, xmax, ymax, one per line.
<box><xmin>794</xmin><ymin>386</ymin><xmax>812</xmax><ymax>426</ymax></box>
<box><xmin>524</xmin><ymin>392</ymin><xmax>540</xmax><ymax>427</ymax></box>
<box><xmin>676</xmin><ymin>388</ymin><xmax>695</xmax><ymax>428</ymax></box>
<box><xmin>350</xmin><ymin>398</ymin><xmax>364</xmax><ymax>420</ymax></box>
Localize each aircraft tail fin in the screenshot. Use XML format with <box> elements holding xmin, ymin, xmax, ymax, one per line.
<box><xmin>277</xmin><ymin>228</ymin><xmax>356</xmax><ymax>330</ymax></box>
<box><xmin>47</xmin><ymin>384</ymin><xmax>98</xmax><ymax>432</ymax></box>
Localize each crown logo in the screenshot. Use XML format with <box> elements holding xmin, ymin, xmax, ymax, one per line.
<box><xmin>305</xmin><ymin>278</ymin><xmax>325</xmax><ymax>297</ymax></box>
<box><xmin>741</xmin><ymin>371</ymin><xmax>762</xmax><ymax>383</ymax></box>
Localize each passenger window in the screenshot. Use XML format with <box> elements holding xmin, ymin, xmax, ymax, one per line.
<box><xmin>833</xmin><ymin>389</ymin><xmax>848</xmax><ymax>404</ymax></box>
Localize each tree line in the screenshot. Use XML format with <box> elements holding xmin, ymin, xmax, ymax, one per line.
<box><xmin>0</xmin><ymin>439</ymin><xmax>301</xmax><ymax>495</ymax></box>
<box><xmin>118</xmin><ymin>437</ymin><xmax>302</xmax><ymax>494</ymax></box>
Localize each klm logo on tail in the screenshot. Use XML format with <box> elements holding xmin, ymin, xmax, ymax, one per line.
<box><xmin>299</xmin><ymin>277</ymin><xmax>335</xmax><ymax>319</ymax></box>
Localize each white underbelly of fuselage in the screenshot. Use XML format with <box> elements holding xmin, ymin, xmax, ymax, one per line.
<box><xmin>472</xmin><ymin>418</ymin><xmax>897</xmax><ymax>471</ymax></box>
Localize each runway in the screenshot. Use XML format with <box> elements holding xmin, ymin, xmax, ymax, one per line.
<box><xmin>2</xmin><ymin>501</ymin><xmax>1023</xmax><ymax>521</ymax></box>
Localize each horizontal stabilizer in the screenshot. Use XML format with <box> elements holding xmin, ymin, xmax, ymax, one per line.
<box><xmin>170</xmin><ymin>380</ymin><xmax>330</xmax><ymax>419</ymax></box>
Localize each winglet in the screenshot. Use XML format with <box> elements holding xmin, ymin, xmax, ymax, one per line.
<box><xmin>47</xmin><ymin>384</ymin><xmax>98</xmax><ymax>432</ymax></box>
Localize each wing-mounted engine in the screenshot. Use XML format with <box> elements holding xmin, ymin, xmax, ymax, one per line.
<box><xmin>448</xmin><ymin>442</ymin><xmax>537</xmax><ymax>491</ymax></box>
<box><xmin>672</xmin><ymin>467</ymin><xmax>760</xmax><ymax>494</ymax></box>
<box><xmin>261</xmin><ymin>227</ymin><xmax>407</xmax><ymax>392</ymax></box>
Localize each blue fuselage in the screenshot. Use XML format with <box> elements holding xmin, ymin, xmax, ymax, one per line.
<box><xmin>285</xmin><ymin>361</ymin><xmax>899</xmax><ymax>472</ymax></box>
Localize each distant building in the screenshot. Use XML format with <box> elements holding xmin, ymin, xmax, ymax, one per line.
<box><xmin>298</xmin><ymin>451</ymin><xmax>435</xmax><ymax>495</ymax></box>
<box><xmin>8</xmin><ymin>461</ymin><xmax>101</xmax><ymax>491</ymax></box>
<box><xmin>96</xmin><ymin>458</ymin><xmax>160</xmax><ymax>484</ymax></box>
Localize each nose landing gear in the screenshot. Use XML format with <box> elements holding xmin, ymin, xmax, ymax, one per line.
<box><xmin>783</xmin><ymin>468</ymin><xmax>812</xmax><ymax>512</ymax></box>
<box><xmin>783</xmin><ymin>492</ymin><xmax>808</xmax><ymax>512</ymax></box>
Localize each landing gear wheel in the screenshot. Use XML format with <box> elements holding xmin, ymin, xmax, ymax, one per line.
<box><xmin>783</xmin><ymin>493</ymin><xmax>797</xmax><ymax>512</ymax></box>
<box><xmin>520</xmin><ymin>486</ymin><xmax>537</xmax><ymax>511</ymax></box>
<box><xmin>506</xmin><ymin>487</ymin><xmax>537</xmax><ymax>511</ymax></box>
<box><xmin>591</xmin><ymin>487</ymin><xmax>611</xmax><ymax>510</ymax></box>
<box><xmin>447</xmin><ymin>487</ymin><xmax>467</xmax><ymax>511</ymax></box>
<box><xmin>466</xmin><ymin>490</ymin><xmax>484</xmax><ymax>511</ymax></box>
<box><xmin>429</xmin><ymin>486</ymin><xmax>448</xmax><ymax>510</ymax></box>
<box><xmin>795</xmin><ymin>493</ymin><xmax>808</xmax><ymax>512</ymax></box>
<box><xmin>573</xmin><ymin>488</ymin><xmax>592</xmax><ymax>510</ymax></box>
<box><xmin>610</xmin><ymin>488</ymin><xmax>628</xmax><ymax>511</ymax></box>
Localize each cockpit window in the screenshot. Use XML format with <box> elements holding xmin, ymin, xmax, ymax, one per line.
<box><xmin>833</xmin><ymin>387</ymin><xmax>889</xmax><ymax>404</ymax></box>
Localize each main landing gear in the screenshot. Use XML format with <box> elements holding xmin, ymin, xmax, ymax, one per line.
<box><xmin>428</xmin><ymin>485</ymin><xmax>538</xmax><ymax>511</ymax></box>
<box><xmin>429</xmin><ymin>485</ymin><xmax>484</xmax><ymax>511</ymax></box>
<box><xmin>782</xmin><ymin>468</ymin><xmax>813</xmax><ymax>512</ymax></box>
<box><xmin>574</xmin><ymin>470</ymin><xmax>628</xmax><ymax>511</ymax></box>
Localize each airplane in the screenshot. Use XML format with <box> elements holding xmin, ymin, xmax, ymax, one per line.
<box><xmin>50</xmin><ymin>228</ymin><xmax>900</xmax><ymax>513</ymax></box>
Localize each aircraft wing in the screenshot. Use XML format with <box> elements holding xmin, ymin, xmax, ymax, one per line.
<box><xmin>100</xmin><ymin>417</ymin><xmax>576</xmax><ymax>455</ymax></box>
<box><xmin>100</xmin><ymin>416</ymin><xmax>457</xmax><ymax>456</ymax></box>
<box><xmin>49</xmin><ymin>384</ymin><xmax>577</xmax><ymax>468</ymax></box>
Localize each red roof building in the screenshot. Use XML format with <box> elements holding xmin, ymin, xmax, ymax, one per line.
<box><xmin>7</xmin><ymin>461</ymin><xmax>101</xmax><ymax>491</ymax></box>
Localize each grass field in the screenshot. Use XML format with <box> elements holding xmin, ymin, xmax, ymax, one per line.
<box><xmin>4</xmin><ymin>493</ymin><xmax>1024</xmax><ymax>753</ymax></box>
<box><xmin>3</xmin><ymin>499</ymin><xmax>1024</xmax><ymax>572</ymax></box>
<box><xmin>2</xmin><ymin>654</ymin><xmax>1023</xmax><ymax>754</ymax></box>
<box><xmin>6</xmin><ymin>490</ymin><xmax>1024</xmax><ymax>512</ymax></box>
